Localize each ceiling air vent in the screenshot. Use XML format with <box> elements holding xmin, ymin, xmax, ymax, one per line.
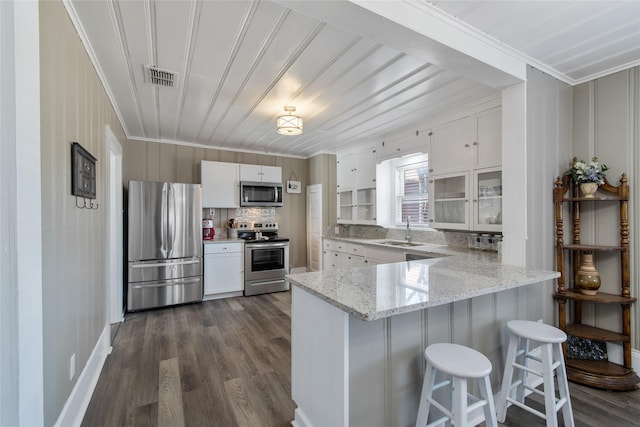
<box><xmin>143</xmin><ymin>65</ymin><xmax>177</xmax><ymax>88</ymax></box>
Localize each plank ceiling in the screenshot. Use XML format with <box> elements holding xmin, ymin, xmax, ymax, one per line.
<box><xmin>65</xmin><ymin>0</ymin><xmax>640</xmax><ymax>158</ymax></box>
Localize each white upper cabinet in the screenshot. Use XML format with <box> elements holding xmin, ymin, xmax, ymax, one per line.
<box><xmin>429</xmin><ymin>107</ymin><xmax>502</xmax><ymax>175</ymax></box>
<box><xmin>336</xmin><ymin>147</ymin><xmax>376</xmax><ymax>190</ymax></box>
<box><xmin>473</xmin><ymin>107</ymin><xmax>502</xmax><ymax>169</ymax></box>
<box><xmin>201</xmin><ymin>161</ymin><xmax>240</xmax><ymax>208</ymax></box>
<box><xmin>429</xmin><ymin>167</ymin><xmax>502</xmax><ymax>232</ymax></box>
<box><xmin>429</xmin><ymin>119</ymin><xmax>471</xmax><ymax>175</ymax></box>
<box><xmin>239</xmin><ymin>164</ymin><xmax>282</xmax><ymax>183</ymax></box>
<box><xmin>356</xmin><ymin>148</ymin><xmax>377</xmax><ymax>188</ymax></box>
<box><xmin>336</xmin><ymin>153</ymin><xmax>356</xmax><ymax>191</ymax></box>
<box><xmin>428</xmin><ymin>106</ymin><xmax>502</xmax><ymax>231</ymax></box>
<box><xmin>376</xmin><ymin>132</ymin><xmax>428</xmax><ymax>162</ymax></box>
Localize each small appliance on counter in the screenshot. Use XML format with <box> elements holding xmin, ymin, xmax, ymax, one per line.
<box><xmin>236</xmin><ymin>221</ymin><xmax>289</xmax><ymax>296</ymax></box>
<box><xmin>203</xmin><ymin>219</ymin><xmax>214</xmax><ymax>240</ymax></box>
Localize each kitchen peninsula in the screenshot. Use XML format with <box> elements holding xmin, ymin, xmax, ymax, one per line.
<box><xmin>286</xmin><ymin>250</ymin><xmax>560</xmax><ymax>427</ymax></box>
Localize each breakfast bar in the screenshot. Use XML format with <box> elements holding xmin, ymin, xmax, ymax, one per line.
<box><xmin>286</xmin><ymin>253</ymin><xmax>560</xmax><ymax>427</ymax></box>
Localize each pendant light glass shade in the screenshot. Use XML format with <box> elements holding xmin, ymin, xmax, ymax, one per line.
<box><xmin>277</xmin><ymin>106</ymin><xmax>303</xmax><ymax>135</ymax></box>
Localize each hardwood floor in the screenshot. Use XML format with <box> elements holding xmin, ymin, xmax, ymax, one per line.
<box><xmin>83</xmin><ymin>291</ymin><xmax>640</xmax><ymax>426</ymax></box>
<box><xmin>83</xmin><ymin>292</ymin><xmax>295</xmax><ymax>427</ymax></box>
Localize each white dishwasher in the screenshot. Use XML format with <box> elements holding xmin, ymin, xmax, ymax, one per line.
<box><xmin>203</xmin><ymin>242</ymin><xmax>244</xmax><ymax>298</ymax></box>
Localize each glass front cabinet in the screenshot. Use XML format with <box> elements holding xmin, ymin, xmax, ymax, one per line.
<box><xmin>472</xmin><ymin>167</ymin><xmax>502</xmax><ymax>232</ymax></box>
<box><xmin>429</xmin><ymin>167</ymin><xmax>502</xmax><ymax>232</ymax></box>
<box><xmin>338</xmin><ymin>188</ymin><xmax>376</xmax><ymax>224</ymax></box>
<box><xmin>429</xmin><ymin>172</ymin><xmax>470</xmax><ymax>229</ymax></box>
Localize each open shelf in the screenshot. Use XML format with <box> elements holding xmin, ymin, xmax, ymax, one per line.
<box><xmin>565</xmin><ymin>323</ymin><xmax>628</xmax><ymax>342</ymax></box>
<box><xmin>554</xmin><ymin>289</ymin><xmax>637</xmax><ymax>304</ymax></box>
<box><xmin>566</xmin><ymin>359</ymin><xmax>640</xmax><ymax>391</ymax></box>
<box><xmin>563</xmin><ymin>244</ymin><xmax>626</xmax><ymax>252</ymax></box>
<box><xmin>553</xmin><ymin>173</ymin><xmax>638</xmax><ymax>390</ymax></box>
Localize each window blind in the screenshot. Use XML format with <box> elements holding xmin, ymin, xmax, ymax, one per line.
<box><xmin>396</xmin><ymin>161</ymin><xmax>429</xmax><ymax>225</ymax></box>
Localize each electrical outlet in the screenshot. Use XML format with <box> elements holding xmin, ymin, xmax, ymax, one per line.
<box><xmin>334</xmin><ymin>226</ymin><xmax>340</xmax><ymax>235</ymax></box>
<box><xmin>69</xmin><ymin>353</ymin><xmax>76</xmax><ymax>381</ymax></box>
<box><xmin>209</xmin><ymin>208</ymin><xmax>215</xmax><ymax>216</ymax></box>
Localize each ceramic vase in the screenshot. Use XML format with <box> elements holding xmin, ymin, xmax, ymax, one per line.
<box><xmin>580</xmin><ymin>182</ymin><xmax>598</xmax><ymax>198</ymax></box>
<box><xmin>575</xmin><ymin>253</ymin><xmax>601</xmax><ymax>295</ymax></box>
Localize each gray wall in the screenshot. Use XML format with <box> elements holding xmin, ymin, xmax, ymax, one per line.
<box><xmin>39</xmin><ymin>1</ymin><xmax>128</xmax><ymax>424</ymax></box>
<box><xmin>123</xmin><ymin>140</ymin><xmax>309</xmax><ymax>268</ymax></box>
<box><xmin>525</xmin><ymin>66</ymin><xmax>573</xmax><ymax>324</ymax></box>
<box><xmin>571</xmin><ymin>66</ymin><xmax>640</xmax><ymax>346</ymax></box>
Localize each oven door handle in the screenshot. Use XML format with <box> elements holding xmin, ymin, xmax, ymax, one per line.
<box><xmin>245</xmin><ymin>242</ymin><xmax>289</xmax><ymax>249</ymax></box>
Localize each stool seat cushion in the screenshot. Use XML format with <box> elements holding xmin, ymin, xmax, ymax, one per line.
<box><xmin>507</xmin><ymin>320</ymin><xmax>567</xmax><ymax>343</ymax></box>
<box><xmin>425</xmin><ymin>343</ymin><xmax>492</xmax><ymax>378</ymax></box>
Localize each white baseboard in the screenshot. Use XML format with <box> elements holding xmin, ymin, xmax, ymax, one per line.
<box><xmin>53</xmin><ymin>323</ymin><xmax>111</xmax><ymax>427</ymax></box>
<box><xmin>292</xmin><ymin>408</ymin><xmax>313</xmax><ymax>427</ymax></box>
<box><xmin>202</xmin><ymin>290</ymin><xmax>244</xmax><ymax>301</ymax></box>
<box><xmin>607</xmin><ymin>343</ymin><xmax>640</xmax><ymax>370</ymax></box>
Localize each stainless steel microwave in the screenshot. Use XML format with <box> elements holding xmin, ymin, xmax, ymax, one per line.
<box><xmin>240</xmin><ymin>181</ymin><xmax>283</xmax><ymax>207</ymax></box>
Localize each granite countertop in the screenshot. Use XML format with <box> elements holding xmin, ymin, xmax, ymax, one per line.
<box><xmin>203</xmin><ymin>237</ymin><xmax>244</xmax><ymax>244</ymax></box>
<box><xmin>286</xmin><ymin>250</ymin><xmax>559</xmax><ymax>321</ymax></box>
<box><xmin>322</xmin><ymin>236</ymin><xmax>496</xmax><ymax>260</ymax></box>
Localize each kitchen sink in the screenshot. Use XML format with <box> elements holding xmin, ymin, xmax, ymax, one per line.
<box><xmin>377</xmin><ymin>240</ymin><xmax>424</xmax><ymax>247</ymax></box>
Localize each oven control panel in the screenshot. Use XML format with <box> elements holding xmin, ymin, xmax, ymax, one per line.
<box><xmin>236</xmin><ymin>221</ymin><xmax>278</xmax><ymax>231</ymax></box>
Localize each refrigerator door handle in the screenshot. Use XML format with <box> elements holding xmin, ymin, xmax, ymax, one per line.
<box><xmin>166</xmin><ymin>184</ymin><xmax>176</xmax><ymax>258</ymax></box>
<box><xmin>160</xmin><ymin>184</ymin><xmax>169</xmax><ymax>258</ymax></box>
<box><xmin>130</xmin><ymin>277</ymin><xmax>201</xmax><ymax>287</ymax></box>
<box><xmin>131</xmin><ymin>259</ymin><xmax>201</xmax><ymax>269</ymax></box>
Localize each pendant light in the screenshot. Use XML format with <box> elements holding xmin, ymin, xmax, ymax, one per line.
<box><xmin>276</xmin><ymin>106</ymin><xmax>303</xmax><ymax>135</ymax></box>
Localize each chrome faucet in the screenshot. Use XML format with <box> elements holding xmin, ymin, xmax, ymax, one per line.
<box><xmin>405</xmin><ymin>216</ymin><xmax>412</xmax><ymax>243</ymax></box>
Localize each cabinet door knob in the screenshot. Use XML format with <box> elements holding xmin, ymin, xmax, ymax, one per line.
<box><xmin>464</xmin><ymin>143</ymin><xmax>470</xmax><ymax>147</ymax></box>
<box><xmin>473</xmin><ymin>141</ymin><xmax>478</xmax><ymax>145</ymax></box>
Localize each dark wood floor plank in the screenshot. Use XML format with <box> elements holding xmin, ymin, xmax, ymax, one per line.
<box><xmin>157</xmin><ymin>358</ymin><xmax>185</xmax><ymax>427</ymax></box>
<box><xmin>126</xmin><ymin>402</ymin><xmax>157</xmax><ymax>427</ymax></box>
<box><xmin>224</xmin><ymin>377</ymin><xmax>264</xmax><ymax>427</ymax></box>
<box><xmin>83</xmin><ymin>290</ymin><xmax>640</xmax><ymax>427</ymax></box>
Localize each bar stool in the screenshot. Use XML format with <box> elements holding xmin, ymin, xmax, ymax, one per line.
<box><xmin>416</xmin><ymin>343</ymin><xmax>497</xmax><ymax>427</ymax></box>
<box><xmin>496</xmin><ymin>320</ymin><xmax>574</xmax><ymax>427</ymax></box>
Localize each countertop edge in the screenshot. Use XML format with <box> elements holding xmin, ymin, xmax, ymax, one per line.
<box><xmin>286</xmin><ymin>263</ymin><xmax>560</xmax><ymax>322</ymax></box>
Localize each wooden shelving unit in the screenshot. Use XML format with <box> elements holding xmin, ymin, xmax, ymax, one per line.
<box><xmin>553</xmin><ymin>174</ymin><xmax>639</xmax><ymax>390</ymax></box>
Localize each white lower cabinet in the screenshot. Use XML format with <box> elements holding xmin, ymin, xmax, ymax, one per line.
<box><xmin>204</xmin><ymin>242</ymin><xmax>244</xmax><ymax>296</ymax></box>
<box><xmin>322</xmin><ymin>239</ymin><xmax>406</xmax><ymax>270</ymax></box>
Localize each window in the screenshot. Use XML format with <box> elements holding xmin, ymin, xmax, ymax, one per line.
<box><xmin>395</xmin><ymin>155</ymin><xmax>429</xmax><ymax>226</ymax></box>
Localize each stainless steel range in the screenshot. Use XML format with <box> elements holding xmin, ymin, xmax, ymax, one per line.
<box><xmin>237</xmin><ymin>222</ymin><xmax>290</xmax><ymax>296</ymax></box>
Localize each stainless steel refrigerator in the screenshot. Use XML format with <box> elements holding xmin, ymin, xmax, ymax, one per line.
<box><xmin>127</xmin><ymin>181</ymin><xmax>202</xmax><ymax>311</ymax></box>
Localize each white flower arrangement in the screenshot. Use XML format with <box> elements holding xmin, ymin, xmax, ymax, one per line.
<box><xmin>567</xmin><ymin>157</ymin><xmax>608</xmax><ymax>185</ymax></box>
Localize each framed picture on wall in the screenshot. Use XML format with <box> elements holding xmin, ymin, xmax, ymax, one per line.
<box><xmin>71</xmin><ymin>142</ymin><xmax>97</xmax><ymax>199</ymax></box>
<box><xmin>287</xmin><ymin>180</ymin><xmax>301</xmax><ymax>194</ymax></box>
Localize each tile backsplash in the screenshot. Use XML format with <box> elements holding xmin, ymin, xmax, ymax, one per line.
<box><xmin>326</xmin><ymin>224</ymin><xmax>489</xmax><ymax>248</ymax></box>
<box><xmin>234</xmin><ymin>207</ymin><xmax>276</xmax><ymax>223</ymax></box>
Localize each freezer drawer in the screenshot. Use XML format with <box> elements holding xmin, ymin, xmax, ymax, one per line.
<box><xmin>127</xmin><ymin>276</ymin><xmax>202</xmax><ymax>311</ymax></box>
<box><xmin>128</xmin><ymin>257</ymin><xmax>202</xmax><ymax>283</ymax></box>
